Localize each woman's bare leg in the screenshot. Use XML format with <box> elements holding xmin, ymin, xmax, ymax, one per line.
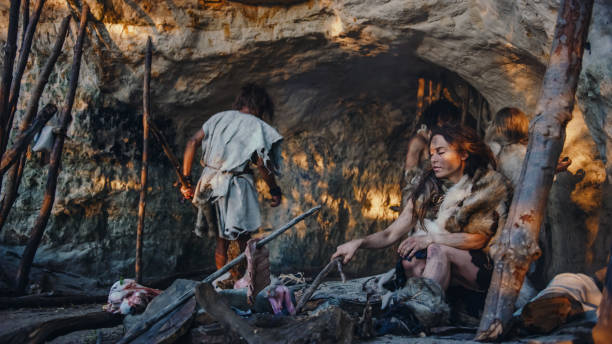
<box><xmin>422</xmin><ymin>243</ymin><xmax>481</xmax><ymax>291</ymax></box>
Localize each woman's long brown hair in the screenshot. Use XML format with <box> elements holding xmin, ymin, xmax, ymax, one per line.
<box><xmin>410</xmin><ymin>125</ymin><xmax>497</xmax><ymax>227</ymax></box>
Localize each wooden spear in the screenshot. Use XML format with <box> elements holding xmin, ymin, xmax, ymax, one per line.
<box><xmin>295</xmin><ymin>257</ymin><xmax>345</xmax><ymax>314</ymax></box>
<box><xmin>476</xmin><ymin>0</ymin><xmax>594</xmax><ymax>340</ymax></box>
<box><xmin>0</xmin><ymin>0</ymin><xmax>22</xmax><ymax>163</ymax></box>
<box><xmin>14</xmin><ymin>4</ymin><xmax>89</xmax><ymax>294</ymax></box>
<box><xmin>4</xmin><ymin>0</ymin><xmax>48</xmax><ymax>150</ymax></box>
<box><xmin>118</xmin><ymin>205</ymin><xmax>321</xmax><ymax>344</ymax></box>
<box><xmin>147</xmin><ymin>118</ymin><xmax>191</xmax><ymax>190</ymax></box>
<box><xmin>135</xmin><ymin>37</ymin><xmax>152</xmax><ymax>284</ymax></box>
<box><xmin>0</xmin><ymin>15</ymin><xmax>71</xmax><ymax>234</ymax></box>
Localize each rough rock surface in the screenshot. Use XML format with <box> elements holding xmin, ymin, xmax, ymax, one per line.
<box><xmin>0</xmin><ymin>0</ymin><xmax>610</xmax><ymax>285</ymax></box>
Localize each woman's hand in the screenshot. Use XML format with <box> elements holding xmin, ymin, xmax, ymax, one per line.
<box><xmin>398</xmin><ymin>234</ymin><xmax>433</xmax><ymax>259</ymax></box>
<box><xmin>331</xmin><ymin>239</ymin><xmax>364</xmax><ymax>264</ymax></box>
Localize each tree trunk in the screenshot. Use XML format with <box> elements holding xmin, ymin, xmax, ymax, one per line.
<box><xmin>0</xmin><ymin>15</ymin><xmax>70</xmax><ymax>234</ymax></box>
<box><xmin>135</xmin><ymin>37</ymin><xmax>152</xmax><ymax>284</ymax></box>
<box><xmin>4</xmin><ymin>0</ymin><xmax>47</xmax><ymax>151</ymax></box>
<box><xmin>476</xmin><ymin>0</ymin><xmax>594</xmax><ymax>340</ymax></box>
<box><xmin>14</xmin><ymin>5</ymin><xmax>88</xmax><ymax>294</ymax></box>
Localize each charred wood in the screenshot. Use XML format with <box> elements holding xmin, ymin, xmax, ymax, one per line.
<box><xmin>0</xmin><ymin>293</ymin><xmax>107</xmax><ymax>310</ymax></box>
<box><xmin>295</xmin><ymin>257</ymin><xmax>344</xmax><ymax>314</ymax></box>
<box><xmin>0</xmin><ymin>15</ymin><xmax>71</xmax><ymax>234</ymax></box>
<box><xmin>0</xmin><ymin>311</ymin><xmax>122</xmax><ymax>344</ymax></box>
<box><xmin>14</xmin><ymin>5</ymin><xmax>89</xmax><ymax>294</ymax></box>
<box><xmin>476</xmin><ymin>0</ymin><xmax>594</xmax><ymax>340</ymax></box>
<box><xmin>0</xmin><ymin>0</ymin><xmax>21</xmax><ymax>161</ymax></box>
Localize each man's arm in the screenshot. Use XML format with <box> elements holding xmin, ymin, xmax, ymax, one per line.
<box><xmin>405</xmin><ymin>135</ymin><xmax>427</xmax><ymax>172</ymax></box>
<box><xmin>332</xmin><ymin>200</ymin><xmax>416</xmax><ymax>264</ymax></box>
<box><xmin>255</xmin><ymin>155</ymin><xmax>281</xmax><ymax>207</ymax></box>
<box><xmin>181</xmin><ymin>128</ymin><xmax>205</xmax><ymax>199</ymax></box>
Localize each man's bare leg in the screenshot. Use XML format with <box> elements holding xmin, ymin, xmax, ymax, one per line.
<box><xmin>422</xmin><ymin>243</ymin><xmax>481</xmax><ymax>291</ymax></box>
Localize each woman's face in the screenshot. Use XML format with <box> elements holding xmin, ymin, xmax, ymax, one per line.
<box><xmin>430</xmin><ymin>134</ymin><xmax>467</xmax><ymax>183</ymax></box>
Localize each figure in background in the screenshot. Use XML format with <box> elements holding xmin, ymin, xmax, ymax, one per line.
<box><xmin>181</xmin><ymin>83</ymin><xmax>283</xmax><ymax>287</ymax></box>
<box><xmin>333</xmin><ymin>126</ymin><xmax>511</xmax><ymax>328</ymax></box>
<box><xmin>402</xmin><ymin>100</ymin><xmax>461</xmax><ymax>206</ymax></box>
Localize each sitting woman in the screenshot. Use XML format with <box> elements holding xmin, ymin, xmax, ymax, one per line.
<box><xmin>332</xmin><ymin>125</ymin><xmax>512</xmax><ymax>323</ymax></box>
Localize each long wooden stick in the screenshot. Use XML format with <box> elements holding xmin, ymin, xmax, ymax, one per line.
<box><xmin>135</xmin><ymin>37</ymin><xmax>152</xmax><ymax>284</ymax></box>
<box><xmin>4</xmin><ymin>0</ymin><xmax>47</xmax><ymax>149</ymax></box>
<box><xmin>147</xmin><ymin>118</ymin><xmax>191</xmax><ymax>189</ymax></box>
<box><xmin>14</xmin><ymin>4</ymin><xmax>89</xmax><ymax>294</ymax></box>
<box><xmin>0</xmin><ymin>0</ymin><xmax>22</xmax><ymax>168</ymax></box>
<box><xmin>0</xmin><ymin>15</ymin><xmax>71</xmax><ymax>235</ymax></box>
<box><xmin>20</xmin><ymin>0</ymin><xmax>29</xmax><ymax>48</ymax></box>
<box><xmin>295</xmin><ymin>257</ymin><xmax>343</xmax><ymax>314</ymax></box>
<box><xmin>118</xmin><ymin>205</ymin><xmax>321</xmax><ymax>343</ymax></box>
<box><xmin>476</xmin><ymin>0</ymin><xmax>594</xmax><ymax>340</ymax></box>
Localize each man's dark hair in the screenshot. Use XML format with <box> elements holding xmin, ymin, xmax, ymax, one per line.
<box><xmin>421</xmin><ymin>99</ymin><xmax>461</xmax><ymax>129</ymax></box>
<box><xmin>232</xmin><ymin>83</ymin><xmax>275</xmax><ymax>121</ymax></box>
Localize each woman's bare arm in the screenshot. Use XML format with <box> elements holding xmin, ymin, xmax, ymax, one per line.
<box><xmin>332</xmin><ymin>200</ymin><xmax>416</xmax><ymax>264</ymax></box>
<box><xmin>398</xmin><ymin>231</ymin><xmax>489</xmax><ymax>258</ymax></box>
<box><xmin>180</xmin><ymin>129</ymin><xmax>205</xmax><ymax>199</ymax></box>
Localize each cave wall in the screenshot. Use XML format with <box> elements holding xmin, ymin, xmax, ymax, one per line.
<box><xmin>0</xmin><ymin>0</ymin><xmax>610</xmax><ymax>284</ymax></box>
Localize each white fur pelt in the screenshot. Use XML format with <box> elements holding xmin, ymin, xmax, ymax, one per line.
<box><xmin>413</xmin><ymin>169</ymin><xmax>512</xmax><ymax>250</ymax></box>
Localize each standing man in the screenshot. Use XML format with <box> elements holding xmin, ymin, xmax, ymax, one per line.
<box><xmin>181</xmin><ymin>83</ymin><xmax>283</xmax><ymax>285</ymax></box>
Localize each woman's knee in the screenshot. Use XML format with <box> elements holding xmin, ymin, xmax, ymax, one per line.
<box><xmin>427</xmin><ymin>243</ymin><xmax>446</xmax><ymax>258</ymax></box>
<box><xmin>402</xmin><ymin>257</ymin><xmax>425</xmax><ymax>277</ymax></box>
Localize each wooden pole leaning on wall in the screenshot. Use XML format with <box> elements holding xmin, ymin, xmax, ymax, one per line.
<box><xmin>135</xmin><ymin>37</ymin><xmax>153</xmax><ymax>284</ymax></box>
<box><xmin>5</xmin><ymin>0</ymin><xmax>48</xmax><ymax>151</ymax></box>
<box><xmin>0</xmin><ymin>0</ymin><xmax>22</xmax><ymax>182</ymax></box>
<box><xmin>0</xmin><ymin>15</ymin><xmax>71</xmax><ymax>235</ymax></box>
<box><xmin>476</xmin><ymin>0</ymin><xmax>594</xmax><ymax>340</ymax></box>
<box><xmin>14</xmin><ymin>5</ymin><xmax>89</xmax><ymax>294</ymax></box>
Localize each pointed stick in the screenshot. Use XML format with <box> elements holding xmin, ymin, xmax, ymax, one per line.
<box><xmin>476</xmin><ymin>0</ymin><xmax>594</xmax><ymax>340</ymax></box>
<box><xmin>135</xmin><ymin>37</ymin><xmax>152</xmax><ymax>283</ymax></box>
<box><xmin>147</xmin><ymin>116</ymin><xmax>191</xmax><ymax>189</ymax></box>
<box><xmin>0</xmin><ymin>15</ymin><xmax>71</xmax><ymax>235</ymax></box>
<box><xmin>14</xmin><ymin>4</ymin><xmax>89</xmax><ymax>294</ymax></box>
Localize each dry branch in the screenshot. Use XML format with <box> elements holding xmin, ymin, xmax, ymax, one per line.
<box><xmin>135</xmin><ymin>37</ymin><xmax>152</xmax><ymax>284</ymax></box>
<box><xmin>476</xmin><ymin>0</ymin><xmax>594</xmax><ymax>340</ymax></box>
<box><xmin>0</xmin><ymin>0</ymin><xmax>22</xmax><ymax>163</ymax></box>
<box><xmin>0</xmin><ymin>104</ymin><xmax>56</xmax><ymax>175</ymax></box>
<box><xmin>4</xmin><ymin>0</ymin><xmax>48</xmax><ymax>149</ymax></box>
<box><xmin>295</xmin><ymin>257</ymin><xmax>343</xmax><ymax>313</ymax></box>
<box><xmin>14</xmin><ymin>4</ymin><xmax>89</xmax><ymax>294</ymax></box>
<box><xmin>0</xmin><ymin>15</ymin><xmax>71</xmax><ymax>234</ymax></box>
<box><xmin>0</xmin><ymin>311</ymin><xmax>122</xmax><ymax>344</ymax></box>
<box><xmin>148</xmin><ymin>119</ymin><xmax>191</xmax><ymax>189</ymax></box>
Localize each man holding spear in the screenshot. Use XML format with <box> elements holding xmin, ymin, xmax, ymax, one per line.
<box><xmin>181</xmin><ymin>83</ymin><xmax>283</xmax><ymax>286</ymax></box>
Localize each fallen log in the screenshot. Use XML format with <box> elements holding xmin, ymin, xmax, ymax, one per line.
<box><xmin>135</xmin><ymin>37</ymin><xmax>152</xmax><ymax>284</ymax></box>
<box><xmin>593</xmin><ymin>243</ymin><xmax>612</xmax><ymax>344</ymax></box>
<box><xmin>0</xmin><ymin>293</ymin><xmax>107</xmax><ymax>310</ymax></box>
<box><xmin>117</xmin><ymin>205</ymin><xmax>321</xmax><ymax>343</ymax></box>
<box><xmin>0</xmin><ymin>104</ymin><xmax>57</xmax><ymax>175</ymax></box>
<box><xmin>0</xmin><ymin>311</ymin><xmax>122</xmax><ymax>344</ymax></box>
<box><xmin>14</xmin><ymin>4</ymin><xmax>89</xmax><ymax>294</ymax></box>
<box><xmin>0</xmin><ymin>0</ymin><xmax>21</xmax><ymax>160</ymax></box>
<box><xmin>476</xmin><ymin>0</ymin><xmax>594</xmax><ymax>340</ymax></box>
<box><xmin>295</xmin><ymin>257</ymin><xmax>344</xmax><ymax>314</ymax></box>
<box><xmin>0</xmin><ymin>15</ymin><xmax>71</xmax><ymax>234</ymax></box>
<box><xmin>4</xmin><ymin>0</ymin><xmax>48</xmax><ymax>149</ymax></box>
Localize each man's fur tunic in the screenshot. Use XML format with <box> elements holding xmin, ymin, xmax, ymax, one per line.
<box><xmin>414</xmin><ymin>168</ymin><xmax>513</xmax><ymax>252</ymax></box>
